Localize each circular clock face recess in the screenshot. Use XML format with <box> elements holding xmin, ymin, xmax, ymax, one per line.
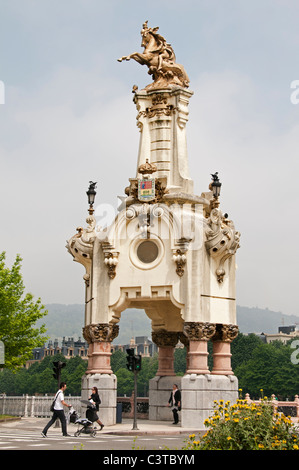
<box><xmin>136</xmin><ymin>240</ymin><xmax>159</xmax><ymax>264</ymax></box>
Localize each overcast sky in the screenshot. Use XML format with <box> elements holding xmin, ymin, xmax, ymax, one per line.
<box><xmin>0</xmin><ymin>1</ymin><xmax>298</xmax><ymax>319</ymax></box>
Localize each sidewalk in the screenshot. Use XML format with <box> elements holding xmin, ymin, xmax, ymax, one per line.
<box><xmin>0</xmin><ymin>417</ymin><xmax>203</xmax><ymax>436</ymax></box>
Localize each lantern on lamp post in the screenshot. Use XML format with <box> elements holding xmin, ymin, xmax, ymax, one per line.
<box><xmin>210</xmin><ymin>172</ymin><xmax>222</xmax><ymax>208</ymax></box>
<box><xmin>86</xmin><ymin>181</ymin><xmax>97</xmax><ymax>214</ymax></box>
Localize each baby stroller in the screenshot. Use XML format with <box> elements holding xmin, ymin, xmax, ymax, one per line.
<box><xmin>74</xmin><ymin>401</ymin><xmax>97</xmax><ymax>438</ymax></box>
<box><xmin>68</xmin><ymin>406</ymin><xmax>79</xmax><ymax>424</ymax></box>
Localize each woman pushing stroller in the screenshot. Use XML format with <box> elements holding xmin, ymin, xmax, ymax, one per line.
<box><xmin>88</xmin><ymin>386</ymin><xmax>104</xmax><ymax>430</ymax></box>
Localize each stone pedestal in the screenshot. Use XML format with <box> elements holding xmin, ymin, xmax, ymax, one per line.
<box><xmin>81</xmin><ymin>373</ymin><xmax>117</xmax><ymax>426</ymax></box>
<box><xmin>181</xmin><ymin>374</ymin><xmax>238</xmax><ymax>429</ymax></box>
<box><xmin>149</xmin><ymin>376</ymin><xmax>182</xmax><ymax>421</ymax></box>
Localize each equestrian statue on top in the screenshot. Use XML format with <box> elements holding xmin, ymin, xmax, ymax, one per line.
<box><xmin>118</xmin><ymin>21</ymin><xmax>190</xmax><ymax>90</ymax></box>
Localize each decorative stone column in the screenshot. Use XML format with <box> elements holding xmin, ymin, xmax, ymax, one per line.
<box><xmin>183</xmin><ymin>322</ymin><xmax>216</xmax><ymax>374</ymax></box>
<box><xmin>152</xmin><ymin>329</ymin><xmax>179</xmax><ymax>376</ymax></box>
<box><xmin>82</xmin><ymin>323</ymin><xmax>119</xmax><ymax>374</ymax></box>
<box><xmin>211</xmin><ymin>324</ymin><xmax>238</xmax><ymax>375</ymax></box>
<box><xmin>149</xmin><ymin>329</ymin><xmax>180</xmax><ymax>421</ymax></box>
<box><xmin>81</xmin><ymin>322</ymin><xmax>119</xmax><ymax>426</ymax></box>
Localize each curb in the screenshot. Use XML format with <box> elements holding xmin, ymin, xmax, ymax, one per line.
<box><xmin>0</xmin><ymin>417</ymin><xmax>22</xmax><ymax>423</ymax></box>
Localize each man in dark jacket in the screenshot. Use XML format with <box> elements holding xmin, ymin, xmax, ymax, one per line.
<box><xmin>168</xmin><ymin>383</ymin><xmax>181</xmax><ymax>424</ymax></box>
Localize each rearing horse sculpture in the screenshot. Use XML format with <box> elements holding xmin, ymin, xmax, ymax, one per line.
<box><xmin>118</xmin><ymin>21</ymin><xmax>189</xmax><ymax>90</ymax></box>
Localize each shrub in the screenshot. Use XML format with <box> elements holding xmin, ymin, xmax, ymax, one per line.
<box><xmin>183</xmin><ymin>399</ymin><xmax>299</xmax><ymax>450</ymax></box>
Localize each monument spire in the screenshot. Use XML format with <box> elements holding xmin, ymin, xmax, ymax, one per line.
<box><xmin>118</xmin><ymin>21</ymin><xmax>194</xmax><ymax>195</ymax></box>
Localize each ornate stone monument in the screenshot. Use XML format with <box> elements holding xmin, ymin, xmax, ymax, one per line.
<box><xmin>67</xmin><ymin>22</ymin><xmax>240</xmax><ymax>427</ymax></box>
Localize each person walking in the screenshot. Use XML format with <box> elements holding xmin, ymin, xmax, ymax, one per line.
<box><xmin>168</xmin><ymin>383</ymin><xmax>181</xmax><ymax>425</ymax></box>
<box><xmin>41</xmin><ymin>382</ymin><xmax>72</xmax><ymax>437</ymax></box>
<box><xmin>88</xmin><ymin>386</ymin><xmax>104</xmax><ymax>430</ymax></box>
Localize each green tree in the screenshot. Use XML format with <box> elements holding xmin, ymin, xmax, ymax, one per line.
<box><xmin>111</xmin><ymin>349</ymin><xmax>127</xmax><ymax>372</ymax></box>
<box><xmin>235</xmin><ymin>340</ymin><xmax>299</xmax><ymax>399</ymax></box>
<box><xmin>116</xmin><ymin>368</ymin><xmax>134</xmax><ymax>396</ymax></box>
<box><xmin>174</xmin><ymin>348</ymin><xmax>186</xmax><ymax>375</ymax></box>
<box><xmin>0</xmin><ymin>252</ymin><xmax>48</xmax><ymax>369</ymax></box>
<box><xmin>231</xmin><ymin>333</ymin><xmax>263</xmax><ymax>371</ymax></box>
<box><xmin>136</xmin><ymin>354</ymin><xmax>158</xmax><ymax>396</ymax></box>
<box><xmin>64</xmin><ymin>356</ymin><xmax>87</xmax><ymax>395</ymax></box>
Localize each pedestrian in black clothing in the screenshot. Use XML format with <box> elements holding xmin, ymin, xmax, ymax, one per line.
<box><xmin>168</xmin><ymin>383</ymin><xmax>181</xmax><ymax>424</ymax></box>
<box><xmin>88</xmin><ymin>386</ymin><xmax>104</xmax><ymax>430</ymax></box>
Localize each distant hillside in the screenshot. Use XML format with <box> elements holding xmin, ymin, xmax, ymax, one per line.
<box><xmin>38</xmin><ymin>304</ymin><xmax>299</xmax><ymax>346</ymax></box>
<box><xmin>237</xmin><ymin>306</ymin><xmax>299</xmax><ymax>334</ymax></box>
<box><xmin>39</xmin><ymin>304</ymin><xmax>151</xmax><ymax>345</ymax></box>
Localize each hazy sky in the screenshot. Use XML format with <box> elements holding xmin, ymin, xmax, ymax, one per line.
<box><xmin>0</xmin><ymin>1</ymin><xmax>298</xmax><ymax>318</ymax></box>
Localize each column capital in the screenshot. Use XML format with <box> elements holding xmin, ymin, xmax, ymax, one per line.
<box><xmin>183</xmin><ymin>322</ymin><xmax>216</xmax><ymax>342</ymax></box>
<box><xmin>83</xmin><ymin>323</ymin><xmax>119</xmax><ymax>344</ymax></box>
<box><xmin>152</xmin><ymin>329</ymin><xmax>179</xmax><ymax>348</ymax></box>
<box><xmin>212</xmin><ymin>324</ymin><xmax>239</xmax><ymax>343</ymax></box>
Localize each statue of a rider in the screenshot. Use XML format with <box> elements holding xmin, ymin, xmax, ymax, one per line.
<box><xmin>118</xmin><ymin>21</ymin><xmax>189</xmax><ymax>90</ymax></box>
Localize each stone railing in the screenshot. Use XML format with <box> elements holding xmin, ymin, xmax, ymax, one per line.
<box><xmin>0</xmin><ymin>395</ymin><xmax>83</xmax><ymax>418</ymax></box>
<box><xmin>0</xmin><ymin>394</ymin><xmax>149</xmax><ymax>419</ymax></box>
<box><xmin>244</xmin><ymin>393</ymin><xmax>299</xmax><ymax>418</ymax></box>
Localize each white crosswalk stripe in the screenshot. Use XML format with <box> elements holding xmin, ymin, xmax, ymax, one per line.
<box><xmin>0</xmin><ymin>430</ymin><xmax>138</xmax><ymax>449</ymax></box>
<box><xmin>0</xmin><ymin>428</ymin><xmax>188</xmax><ymax>450</ymax></box>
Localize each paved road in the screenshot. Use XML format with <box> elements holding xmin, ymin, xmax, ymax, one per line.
<box><xmin>0</xmin><ymin>427</ymin><xmax>191</xmax><ymax>451</ymax></box>
<box><xmin>0</xmin><ymin>416</ymin><xmax>201</xmax><ymax>452</ymax></box>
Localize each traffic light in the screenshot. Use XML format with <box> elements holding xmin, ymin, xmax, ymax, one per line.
<box><xmin>126</xmin><ymin>349</ymin><xmax>142</xmax><ymax>372</ymax></box>
<box><xmin>52</xmin><ymin>361</ymin><xmax>66</xmax><ymax>381</ymax></box>
<box><xmin>126</xmin><ymin>348</ymin><xmax>135</xmax><ymax>371</ymax></box>
<box><xmin>134</xmin><ymin>354</ymin><xmax>142</xmax><ymax>371</ymax></box>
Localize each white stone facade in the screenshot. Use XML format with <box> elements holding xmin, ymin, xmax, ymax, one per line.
<box><xmin>67</xmin><ymin>84</ymin><xmax>240</xmax><ymax>428</ymax></box>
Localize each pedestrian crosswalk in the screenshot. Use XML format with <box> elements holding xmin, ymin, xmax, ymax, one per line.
<box><xmin>0</xmin><ymin>429</ymin><xmax>185</xmax><ymax>450</ymax></box>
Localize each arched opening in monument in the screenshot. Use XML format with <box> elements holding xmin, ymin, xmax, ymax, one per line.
<box><xmin>111</xmin><ymin>308</ymin><xmax>187</xmax><ymax>398</ymax></box>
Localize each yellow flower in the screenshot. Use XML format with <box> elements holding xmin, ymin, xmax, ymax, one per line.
<box><xmin>258</xmin><ymin>444</ymin><xmax>264</xmax><ymax>449</ymax></box>
<box><xmin>189</xmin><ymin>434</ymin><xmax>195</xmax><ymax>439</ymax></box>
<box><xmin>293</xmin><ymin>444</ymin><xmax>299</xmax><ymax>450</ymax></box>
<box><xmin>227</xmin><ymin>436</ymin><xmax>232</xmax><ymax>441</ymax></box>
<box><xmin>234</xmin><ymin>418</ymin><xmax>239</xmax><ymax>423</ymax></box>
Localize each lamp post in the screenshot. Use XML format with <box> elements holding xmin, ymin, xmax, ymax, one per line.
<box><xmin>210</xmin><ymin>172</ymin><xmax>222</xmax><ymax>208</ymax></box>
<box><xmin>86</xmin><ymin>181</ymin><xmax>97</xmax><ymax>214</ymax></box>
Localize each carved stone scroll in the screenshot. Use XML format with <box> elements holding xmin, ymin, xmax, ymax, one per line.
<box><xmin>205</xmin><ymin>208</ymin><xmax>241</xmax><ymax>283</ymax></box>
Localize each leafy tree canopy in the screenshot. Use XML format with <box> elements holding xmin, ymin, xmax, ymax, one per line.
<box><xmin>0</xmin><ymin>252</ymin><xmax>48</xmax><ymax>369</ymax></box>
